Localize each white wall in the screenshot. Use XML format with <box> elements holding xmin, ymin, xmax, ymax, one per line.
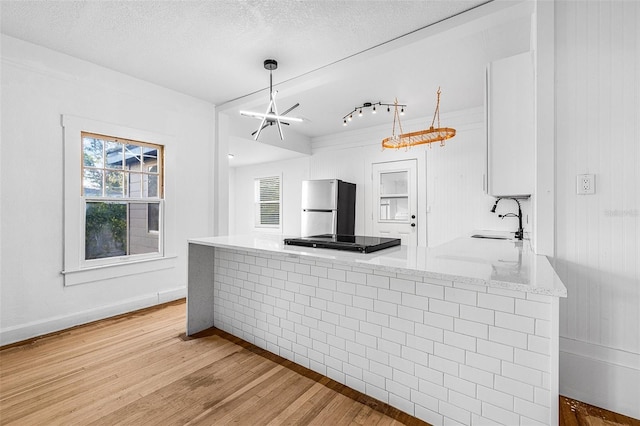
<box><xmin>231</xmin><ymin>108</ymin><xmax>532</xmax><ymax>247</ymax></box>
<box><xmin>554</xmin><ymin>0</ymin><xmax>640</xmax><ymax>419</ymax></box>
<box><xmin>0</xmin><ymin>35</ymin><xmax>215</xmax><ymax>345</ymax></box>
<box><xmin>230</xmin><ymin>157</ymin><xmax>310</xmax><ymax>237</ymax></box>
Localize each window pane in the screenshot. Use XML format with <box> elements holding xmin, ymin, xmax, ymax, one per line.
<box><xmin>105</xmin><ymin>171</ymin><xmax>126</xmax><ymax>197</ymax></box>
<box><xmin>143</xmin><ymin>147</ymin><xmax>158</xmax><ymax>168</ymax></box>
<box><xmin>260</xmin><ymin>202</ymin><xmax>280</xmax><ymax>225</ymax></box>
<box><xmin>128</xmin><ymin>172</ymin><xmax>142</xmax><ymax>197</ymax></box>
<box><xmin>259</xmin><ymin>177</ymin><xmax>280</xmax><ymax>202</ymax></box>
<box><xmin>143</xmin><ymin>174</ymin><xmax>158</xmax><ymax>198</ymax></box>
<box><xmin>85</xmin><ymin>202</ymin><xmax>127</xmax><ymax>260</ymax></box>
<box><xmin>83</xmin><ymin>137</ymin><xmax>103</xmax><ymax>168</ymax></box>
<box><xmin>105</xmin><ymin>141</ymin><xmax>124</xmax><ymax>170</ymax></box>
<box><xmin>379</xmin><ymin>197</ymin><xmax>409</xmax><ymax>221</ymax></box>
<box><xmin>128</xmin><ymin>202</ymin><xmax>160</xmax><ymax>255</ymax></box>
<box><xmin>380</xmin><ymin>171</ymin><xmax>408</xmax><ymax>195</ymax></box>
<box><xmin>125</xmin><ymin>144</ymin><xmax>142</xmax><ymax>171</ymax></box>
<box><xmin>83</xmin><ymin>169</ymin><xmax>103</xmax><ymax>196</ymax></box>
<box><xmin>147</xmin><ymin>203</ymin><xmax>160</xmax><ymax>232</ymax></box>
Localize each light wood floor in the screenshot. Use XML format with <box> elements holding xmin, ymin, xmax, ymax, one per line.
<box><xmin>1</xmin><ymin>300</ymin><xmax>638</xmax><ymax>425</ymax></box>
<box><xmin>0</xmin><ymin>300</ymin><xmax>424</xmax><ymax>425</ymax></box>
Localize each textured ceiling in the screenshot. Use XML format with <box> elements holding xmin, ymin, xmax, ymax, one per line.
<box><xmin>1</xmin><ymin>0</ymin><xmax>533</xmax><ymax>166</ymax></box>
<box><xmin>0</xmin><ymin>0</ymin><xmax>488</xmax><ymax>105</ymax></box>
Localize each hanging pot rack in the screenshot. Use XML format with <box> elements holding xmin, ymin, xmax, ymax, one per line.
<box><xmin>382</xmin><ymin>87</ymin><xmax>456</xmax><ymax>150</ymax></box>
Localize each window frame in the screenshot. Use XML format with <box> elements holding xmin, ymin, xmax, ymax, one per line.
<box><xmin>254</xmin><ymin>175</ymin><xmax>281</xmax><ymax>229</ymax></box>
<box><xmin>62</xmin><ymin>115</ymin><xmax>176</xmax><ymax>286</ymax></box>
<box><xmin>80</xmin><ymin>132</ymin><xmax>165</xmax><ymax>267</ymax></box>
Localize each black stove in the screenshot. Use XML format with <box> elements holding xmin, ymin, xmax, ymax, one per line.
<box><xmin>283</xmin><ymin>234</ymin><xmax>401</xmax><ymax>253</ymax></box>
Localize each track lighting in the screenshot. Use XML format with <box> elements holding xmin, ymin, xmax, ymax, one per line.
<box><xmin>342</xmin><ymin>101</ymin><xmax>406</xmax><ymax>126</ymax></box>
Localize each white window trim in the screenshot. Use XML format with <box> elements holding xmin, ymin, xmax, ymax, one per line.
<box><xmin>61</xmin><ymin>115</ymin><xmax>176</xmax><ymax>286</ymax></box>
<box><xmin>254</xmin><ymin>174</ymin><xmax>282</xmax><ymax>230</ymax></box>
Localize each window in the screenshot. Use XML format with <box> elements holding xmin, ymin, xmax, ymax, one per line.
<box><xmin>81</xmin><ymin>132</ymin><xmax>163</xmax><ymax>263</ymax></box>
<box><xmin>255</xmin><ymin>176</ymin><xmax>280</xmax><ymax>227</ymax></box>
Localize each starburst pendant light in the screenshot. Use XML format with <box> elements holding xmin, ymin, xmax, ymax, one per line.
<box><xmin>382</xmin><ymin>87</ymin><xmax>456</xmax><ymax>150</ymax></box>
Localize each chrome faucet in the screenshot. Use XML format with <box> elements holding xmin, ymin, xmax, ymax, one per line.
<box><xmin>491</xmin><ymin>197</ymin><xmax>524</xmax><ymax>240</ymax></box>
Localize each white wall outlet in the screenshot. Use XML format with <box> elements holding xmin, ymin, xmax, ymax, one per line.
<box><xmin>577</xmin><ymin>174</ymin><xmax>595</xmax><ymax>195</ymax></box>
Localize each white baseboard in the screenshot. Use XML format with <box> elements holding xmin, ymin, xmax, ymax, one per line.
<box><xmin>0</xmin><ymin>286</ymin><xmax>186</xmax><ymax>346</ymax></box>
<box><xmin>560</xmin><ymin>337</ymin><xmax>640</xmax><ymax>420</ymax></box>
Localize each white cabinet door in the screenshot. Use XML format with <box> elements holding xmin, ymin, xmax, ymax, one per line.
<box><xmin>486</xmin><ymin>51</ymin><xmax>535</xmax><ymax>197</ymax></box>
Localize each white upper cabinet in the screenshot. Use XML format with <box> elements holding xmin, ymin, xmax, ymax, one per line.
<box><xmin>485</xmin><ymin>51</ymin><xmax>535</xmax><ymax>197</ymax></box>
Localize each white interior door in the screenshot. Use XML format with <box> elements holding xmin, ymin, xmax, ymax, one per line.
<box><xmin>372</xmin><ymin>160</ymin><xmax>418</xmax><ymax>245</ymax></box>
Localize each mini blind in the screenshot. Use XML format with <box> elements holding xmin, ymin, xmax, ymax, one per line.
<box><xmin>255</xmin><ymin>176</ymin><xmax>280</xmax><ymax>226</ymax></box>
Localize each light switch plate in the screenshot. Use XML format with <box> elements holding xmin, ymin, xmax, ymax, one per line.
<box><xmin>577</xmin><ymin>174</ymin><xmax>595</xmax><ymax>195</ymax></box>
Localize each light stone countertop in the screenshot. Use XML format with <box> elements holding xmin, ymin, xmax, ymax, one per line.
<box><xmin>189</xmin><ymin>233</ymin><xmax>567</xmax><ymax>297</ymax></box>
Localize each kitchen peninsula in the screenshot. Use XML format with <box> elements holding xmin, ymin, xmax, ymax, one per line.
<box><xmin>187</xmin><ymin>234</ymin><xmax>566</xmax><ymax>426</ymax></box>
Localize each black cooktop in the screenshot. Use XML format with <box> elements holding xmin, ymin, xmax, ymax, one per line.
<box><xmin>283</xmin><ymin>234</ymin><xmax>401</xmax><ymax>253</ymax></box>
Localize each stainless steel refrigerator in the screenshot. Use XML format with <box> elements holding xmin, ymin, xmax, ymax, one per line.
<box><xmin>301</xmin><ymin>179</ymin><xmax>356</xmax><ymax>237</ymax></box>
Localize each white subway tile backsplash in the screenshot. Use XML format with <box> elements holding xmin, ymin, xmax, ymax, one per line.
<box><xmin>414</xmin><ymin>401</ymin><xmax>443</xmax><ymax>425</ymax></box>
<box><xmin>482</xmin><ymin>401</ymin><xmax>520</xmax><ymax>426</ymax></box>
<box><xmin>387</xmin><ymin>369</ymin><xmax>418</xmax><ymax>392</ymax></box>
<box><xmin>389</xmin><ymin>393</ymin><xmax>415</xmax><ymax>416</ymax></box>
<box><xmin>514</xmin><ymin>349</ymin><xmax>550</xmax><ymax>374</ymax></box>
<box><xmin>378</xmin><ymin>288</ymin><xmax>402</xmax><ymax>304</ymax></box>
<box><xmin>454</xmin><ymin>318</ymin><xmax>489</xmax><ymax>340</ymax></box>
<box><xmin>366</xmin><ymin>383</ymin><xmax>389</xmax><ymax>404</ymax></box>
<box><xmin>416</xmin><ymin>322</ymin><xmax>445</xmax><ymax>342</ymax></box>
<box><xmin>369</xmin><ymin>360</ymin><xmax>393</xmax><ymax>380</ymax></box>
<box><xmin>495</xmin><ymin>312</ymin><xmax>535</xmax><ymax>334</ymax></box>
<box><xmin>424</xmin><ymin>312</ymin><xmax>455</xmax><ymax>331</ymax></box>
<box><xmin>515</xmin><ymin>299</ymin><xmax>551</xmax><ymax>320</ymax></box>
<box><xmin>327</xmin><ymin>268</ymin><xmax>346</xmax><ymax>281</ymax></box>
<box><xmin>391</xmin><ymin>277</ymin><xmax>417</xmax><ymax>294</ymax></box>
<box><xmin>428</xmin><ymin>354</ymin><xmax>459</xmax><ymax>376</ymax></box>
<box><xmin>403</xmin><ymin>293</ymin><xmax>430</xmax><ymax>311</ymax></box>
<box><xmin>407</xmin><ymin>335</ymin><xmax>435</xmax><ymax>355</ymax></box>
<box><xmin>444</xmin><ymin>374</ymin><xmax>476</xmax><ymax>398</ymax></box>
<box><xmin>494</xmin><ymin>376</ymin><xmax>534</xmax><ymax>402</ymax></box>
<box><xmin>382</xmin><ymin>327</ymin><xmax>406</xmax><ymax>345</ymax></box>
<box><xmin>363</xmin><ymin>370</ymin><xmax>387</xmax><ymax>388</ymax></box>
<box><xmin>514</xmin><ymin>397</ymin><xmax>550</xmax><ymax>424</ymax></box>
<box><xmin>402</xmin><ymin>345</ymin><xmax>429</xmax><ymax>366</ymax></box>
<box><xmin>419</xmin><ymin>377</ymin><xmax>449</xmax><ymax>401</ymax></box>
<box><xmin>356</xmin><ymin>284</ymin><xmax>377</xmax><ymax>299</ymax></box>
<box><xmin>477</xmin><ymin>385</ymin><xmax>513</xmax><ymax>411</ymax></box>
<box><xmin>212</xmin><ymin>248</ymin><xmax>556</xmax><ymax>426</ymax></box>
<box><xmin>445</xmin><ymin>287</ymin><xmax>478</xmax><ymax>306</ymax></box>
<box><xmin>347</xmin><ymin>271</ymin><xmax>367</xmax><ymax>285</ymax></box>
<box><xmin>527</xmin><ymin>335</ymin><xmax>550</xmax><ymax>355</ymax></box>
<box><xmin>367</xmin><ymin>310</ymin><xmax>390</xmax><ymax>327</ymax></box>
<box><xmin>459</xmin><ymin>365</ymin><xmax>494</xmax><ymax>388</ymax></box>
<box><xmin>460</xmin><ymin>305</ymin><xmax>494</xmax><ymax>325</ymax></box>
<box><xmin>449</xmin><ymin>390</ymin><xmax>482</xmax><ymax>415</ymax></box>
<box><xmin>390</xmin><ymin>354</ymin><xmax>417</xmax><ymax>376</ymax></box>
<box><xmin>343</xmin><ymin>362</ymin><xmax>363</xmax><ymax>380</ymax></box>
<box><xmin>355</xmin><ymin>331</ymin><xmax>377</xmax><ymax>348</ymax></box>
<box><xmin>477</xmin><ymin>339</ymin><xmax>514</xmax><ymax>362</ymax></box>
<box><xmin>444</xmin><ymin>330</ymin><xmax>477</xmax><ymax>352</ymax></box>
<box><xmin>416</xmin><ymin>282</ymin><xmax>445</xmax><ymax>299</ymax></box>
<box><xmin>478</xmin><ymin>293</ymin><xmax>515</xmax><ymax>313</ymax></box>
<box><xmin>489</xmin><ymin>326</ymin><xmax>528</xmax><ymax>349</ymax></box>
<box><xmin>439</xmin><ymin>400</ymin><xmax>471</xmax><ymax>425</ymax></box>
<box><xmin>367</xmin><ymin>273</ymin><xmax>390</xmax><ymax>289</ymax></box>
<box><xmin>378</xmin><ymin>339</ymin><xmax>401</xmax><ymax>357</ymax></box>
<box><xmin>430</xmin><ymin>299</ymin><xmax>461</xmax><ymax>317</ymax></box>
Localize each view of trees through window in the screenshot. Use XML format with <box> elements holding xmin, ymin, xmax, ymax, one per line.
<box><xmin>82</xmin><ymin>133</ymin><xmax>163</xmax><ymax>261</ymax></box>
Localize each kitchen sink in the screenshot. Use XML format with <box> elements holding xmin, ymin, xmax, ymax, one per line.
<box><xmin>471</xmin><ymin>234</ymin><xmax>510</xmax><ymax>240</ymax></box>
